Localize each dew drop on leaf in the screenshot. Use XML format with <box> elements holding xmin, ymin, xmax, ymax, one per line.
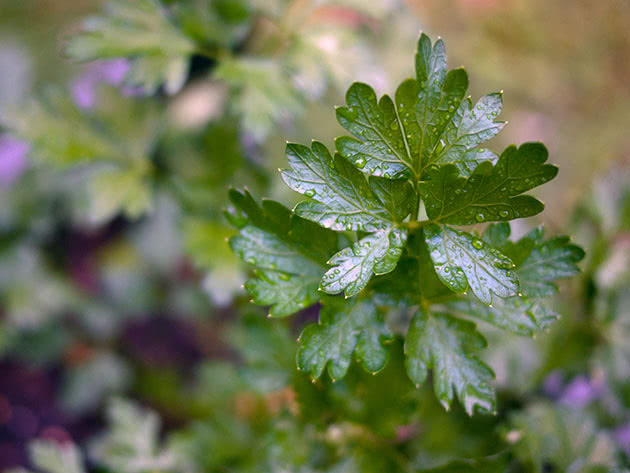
<box><xmin>354</xmin><ymin>158</ymin><xmax>366</xmax><ymax>169</ymax></box>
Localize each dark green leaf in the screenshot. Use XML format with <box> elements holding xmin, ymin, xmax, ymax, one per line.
<box><xmin>420</xmin><ymin>142</ymin><xmax>558</xmax><ymax>225</ymax></box>
<box><xmin>245</xmin><ymin>270</ymin><xmax>321</xmax><ymax>318</ymax></box>
<box><xmin>281</xmin><ymin>141</ymin><xmax>413</xmax><ymax>232</ymax></box>
<box><xmin>404</xmin><ymin>309</ymin><xmax>495</xmax><ymax>415</ymax></box>
<box><xmin>228</xmin><ymin>189</ymin><xmax>337</xmax><ymax>316</ymax></box>
<box><xmin>297</xmin><ymin>298</ymin><xmax>392</xmax><ymax>380</ymax></box>
<box><xmin>335</xmin><ymin>33</ymin><xmax>502</xmax><ymax>180</ymax></box>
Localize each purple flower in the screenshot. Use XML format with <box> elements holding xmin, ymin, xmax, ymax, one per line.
<box><xmin>542</xmin><ymin>370</ymin><xmax>564</xmax><ymax>398</ymax></box>
<box><xmin>614</xmin><ymin>423</ymin><xmax>630</xmax><ymax>456</ymax></box>
<box><xmin>71</xmin><ymin>59</ymin><xmax>130</xmax><ymax>109</ymax></box>
<box><xmin>0</xmin><ymin>135</ymin><xmax>29</xmax><ymax>185</ymax></box>
<box><xmin>559</xmin><ymin>375</ymin><xmax>604</xmax><ymax>408</ymax></box>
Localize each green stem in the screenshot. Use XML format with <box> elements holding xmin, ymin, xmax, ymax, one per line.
<box><xmin>410</xmin><ymin>180</ymin><xmax>420</xmax><ymax>222</ymax></box>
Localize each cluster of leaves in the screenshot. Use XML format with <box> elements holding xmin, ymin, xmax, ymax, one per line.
<box><xmin>230</xmin><ymin>33</ymin><xmax>585</xmax><ymax>415</ymax></box>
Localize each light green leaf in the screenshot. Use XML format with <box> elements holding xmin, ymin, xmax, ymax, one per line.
<box><xmin>424</xmin><ymin>224</ymin><xmax>518</xmax><ymax>305</ymax></box>
<box><xmin>4</xmin><ymin>88</ymin><xmax>160</xmax><ymax>223</ymax></box>
<box><xmin>281</xmin><ymin>141</ymin><xmax>413</xmax><ymax>232</ymax></box>
<box><xmin>514</xmin><ymin>227</ymin><xmax>585</xmax><ymax>297</ymax></box>
<box><xmin>420</xmin><ymin>142</ymin><xmax>558</xmax><ymax>225</ymax></box>
<box><xmin>404</xmin><ymin>309</ymin><xmax>495</xmax><ymax>415</ymax></box>
<box><xmin>65</xmin><ymin>0</ymin><xmax>195</xmax><ymax>94</ymax></box>
<box><xmin>321</xmin><ymin>228</ymin><xmax>407</xmax><ymax>298</ymax></box>
<box><xmin>446</xmin><ymin>296</ymin><xmax>558</xmax><ymax>336</ymax></box>
<box><xmin>87</xmin><ymin>164</ymin><xmax>153</xmax><ymax>223</ymax></box>
<box><xmin>92</xmin><ymin>399</ymin><xmax>178</xmax><ymax>473</ymax></box>
<box><xmin>228</xmin><ymin>189</ymin><xmax>337</xmax><ymax>316</ymax></box>
<box><xmin>216</xmin><ymin>58</ymin><xmax>303</xmax><ymax>141</ymax></box>
<box><xmin>29</xmin><ymin>440</ymin><xmax>86</xmax><ymax>473</ymax></box>
<box><xmin>297</xmin><ymin>298</ymin><xmax>392</xmax><ymax>380</ymax></box>
<box><xmin>335</xmin><ymin>33</ymin><xmax>502</xmax><ymax>179</ymax></box>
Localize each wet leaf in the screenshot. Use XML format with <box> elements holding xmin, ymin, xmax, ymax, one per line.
<box><xmin>297</xmin><ymin>297</ymin><xmax>392</xmax><ymax>380</ymax></box>
<box><xmin>404</xmin><ymin>309</ymin><xmax>495</xmax><ymax>415</ymax></box>
<box><xmin>424</xmin><ymin>224</ymin><xmax>518</xmax><ymax>305</ymax></box>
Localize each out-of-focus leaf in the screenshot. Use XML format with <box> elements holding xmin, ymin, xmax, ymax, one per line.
<box><xmin>65</xmin><ymin>0</ymin><xmax>196</xmax><ymax>94</ymax></box>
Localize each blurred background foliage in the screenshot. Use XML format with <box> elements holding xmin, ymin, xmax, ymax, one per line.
<box><xmin>0</xmin><ymin>0</ymin><xmax>629</xmax><ymax>471</ymax></box>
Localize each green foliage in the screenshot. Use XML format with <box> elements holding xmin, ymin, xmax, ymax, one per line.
<box><xmin>231</xmin><ymin>32</ymin><xmax>585</xmax><ymax>414</ymax></box>
<box><xmin>65</xmin><ymin>0</ymin><xmax>196</xmax><ymax>94</ymax></box>
<box><xmin>405</xmin><ymin>309</ymin><xmax>494</xmax><ymax>415</ymax></box>
<box><xmin>296</xmin><ymin>297</ymin><xmax>392</xmax><ymax>380</ymax></box>
<box><xmin>4</xmin><ymin>87</ymin><xmax>160</xmax><ymax>223</ymax></box>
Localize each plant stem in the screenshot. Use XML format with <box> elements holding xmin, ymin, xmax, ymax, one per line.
<box><xmin>410</xmin><ymin>180</ymin><xmax>420</xmax><ymax>222</ymax></box>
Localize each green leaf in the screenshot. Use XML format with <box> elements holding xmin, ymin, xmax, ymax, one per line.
<box><xmin>446</xmin><ymin>296</ymin><xmax>558</xmax><ymax>336</ymax></box>
<box><xmin>420</xmin><ymin>142</ymin><xmax>558</xmax><ymax>225</ymax></box>
<box><xmin>321</xmin><ymin>228</ymin><xmax>407</xmax><ymax>298</ymax></box>
<box><xmin>405</xmin><ymin>310</ymin><xmax>495</xmax><ymax>415</ymax></box>
<box><xmin>513</xmin><ymin>227</ymin><xmax>585</xmax><ymax>297</ymax></box>
<box><xmin>92</xmin><ymin>398</ymin><xmax>177</xmax><ymax>473</ymax></box>
<box><xmin>244</xmin><ymin>270</ymin><xmax>321</xmax><ymax>317</ymax></box>
<box><xmin>280</xmin><ymin>141</ymin><xmax>412</xmax><ymax>296</ymax></box>
<box><xmin>228</xmin><ymin>189</ymin><xmax>337</xmax><ymax>316</ymax></box>
<box><xmin>227</xmin><ymin>314</ymin><xmax>295</xmax><ymax>393</ymax></box>
<box><xmin>335</xmin><ymin>33</ymin><xmax>502</xmax><ymax>179</ymax></box>
<box><xmin>281</xmin><ymin>141</ymin><xmax>413</xmax><ymax>232</ymax></box>
<box><xmin>4</xmin><ymin>88</ymin><xmax>159</xmax><ymax>222</ymax></box>
<box><xmin>509</xmin><ymin>403</ymin><xmax>618</xmax><ymax>472</ymax></box>
<box><xmin>424</xmin><ymin>224</ymin><xmax>518</xmax><ymax>305</ymax></box>
<box><xmin>65</xmin><ymin>0</ymin><xmax>195</xmax><ymax>94</ymax></box>
<box><xmin>297</xmin><ymin>298</ymin><xmax>393</xmax><ymax>380</ymax></box>
<box><xmin>216</xmin><ymin>58</ymin><xmax>303</xmax><ymax>141</ymax></box>
<box><xmin>444</xmin><ymin>224</ymin><xmax>584</xmax><ymax>335</ymax></box>
<box><xmin>28</xmin><ymin>440</ymin><xmax>86</xmax><ymax>473</ymax></box>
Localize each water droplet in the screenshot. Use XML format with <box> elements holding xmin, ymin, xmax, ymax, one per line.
<box><xmin>354</xmin><ymin>157</ymin><xmax>366</xmax><ymax>169</ymax></box>
<box><xmin>345</xmin><ymin>223</ymin><xmax>353</xmax><ymax>231</ymax></box>
<box><xmin>305</xmin><ymin>189</ymin><xmax>315</xmax><ymax>197</ymax></box>
<box><xmin>444</xmin><ymin>267</ymin><xmax>450</xmax><ymax>273</ymax></box>
<box><xmin>390</xmin><ymin>121</ymin><xmax>399</xmax><ymax>130</ymax></box>
<box><xmin>475</xmin><ymin>213</ymin><xmax>485</xmax><ymax>223</ymax></box>
<box><xmin>472</xmin><ymin>239</ymin><xmax>484</xmax><ymax>249</ymax></box>
<box><xmin>499</xmin><ymin>210</ymin><xmax>509</xmax><ymax>218</ymax></box>
<box><xmin>246</xmin><ymin>257</ymin><xmax>257</xmax><ymax>264</ymax></box>
<box><xmin>279</xmin><ymin>272</ymin><xmax>290</xmax><ymax>281</ymax></box>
